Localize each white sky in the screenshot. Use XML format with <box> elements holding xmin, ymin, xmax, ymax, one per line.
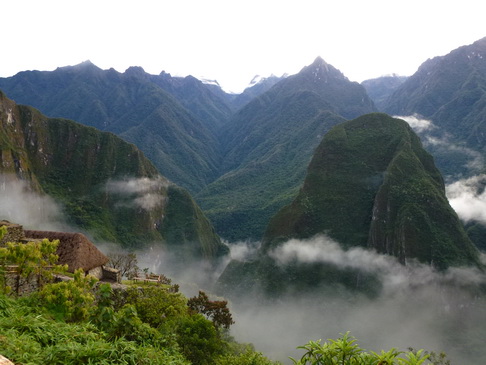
<box><xmin>1</xmin><ymin>0</ymin><xmax>485</xmax><ymax>93</ymax></box>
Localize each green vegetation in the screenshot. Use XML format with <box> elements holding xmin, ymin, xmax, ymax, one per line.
<box><xmin>0</xmin><ymin>62</ymin><xmax>223</xmax><ymax>193</ymax></box>
<box><xmin>198</xmin><ymin>56</ymin><xmax>375</xmax><ymax>240</ymax></box>
<box><xmin>0</xmin><ymin>57</ymin><xmax>376</xmax><ymax>242</ymax></box>
<box><xmin>0</xmin><ymin>92</ymin><xmax>226</xmax><ymax>260</ymax></box>
<box><xmin>291</xmin><ymin>333</ymin><xmax>449</xmax><ymax>365</ymax></box>
<box><xmin>262</xmin><ymin>113</ymin><xmax>479</xmax><ymax>269</ymax></box>
<box><xmin>384</xmin><ymin>37</ymin><xmax>486</xmax><ymax>178</ymax></box>
<box><xmin>0</xmin><ymin>237</ymin><xmax>66</xmax><ymax>295</ymax></box>
<box><xmin>220</xmin><ymin>114</ymin><xmax>480</xmax><ymax>298</ymax></box>
<box><xmin>0</xmin><ymin>228</ymin><xmax>277</xmax><ymax>364</ymax></box>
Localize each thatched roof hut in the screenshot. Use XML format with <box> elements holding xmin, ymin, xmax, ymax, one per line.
<box><xmin>23</xmin><ymin>230</ymin><xmax>109</xmax><ymax>273</ymax></box>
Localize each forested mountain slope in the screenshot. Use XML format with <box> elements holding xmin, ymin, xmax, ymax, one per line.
<box><xmin>0</xmin><ymin>57</ymin><xmax>376</xmax><ymax>241</ymax></box>
<box><xmin>197</xmin><ymin>57</ymin><xmax>376</xmax><ymax>240</ymax></box>
<box><xmin>384</xmin><ymin>37</ymin><xmax>486</xmax><ymax>155</ymax></box>
<box><xmin>0</xmin><ymin>91</ymin><xmax>226</xmax><ymax>259</ymax></box>
<box><xmin>219</xmin><ymin>114</ymin><xmax>480</xmax><ymax>297</ymax></box>
<box><xmin>0</xmin><ymin>62</ymin><xmax>228</xmax><ymax>192</ymax></box>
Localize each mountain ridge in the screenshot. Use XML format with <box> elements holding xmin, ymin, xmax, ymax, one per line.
<box><xmin>0</xmin><ymin>90</ymin><xmax>227</xmax><ymax>260</ymax></box>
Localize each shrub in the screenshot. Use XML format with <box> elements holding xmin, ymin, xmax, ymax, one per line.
<box><xmin>37</xmin><ymin>269</ymin><xmax>98</xmax><ymax>321</ymax></box>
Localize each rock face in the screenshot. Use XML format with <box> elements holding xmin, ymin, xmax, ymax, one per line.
<box><xmin>262</xmin><ymin>113</ymin><xmax>479</xmax><ymax>269</ymax></box>
<box><xmin>0</xmin><ymin>91</ymin><xmax>227</xmax><ymax>260</ymax></box>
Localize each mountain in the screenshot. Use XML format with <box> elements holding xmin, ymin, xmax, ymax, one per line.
<box><xmin>361</xmin><ymin>75</ymin><xmax>408</xmax><ymax>110</ymax></box>
<box><xmin>148</xmin><ymin>71</ymin><xmax>234</xmax><ymax>133</ymax></box>
<box><xmin>0</xmin><ymin>61</ymin><xmax>231</xmax><ymax>193</ymax></box>
<box><xmin>263</xmin><ymin>113</ymin><xmax>478</xmax><ymax>266</ymax></box>
<box><xmin>197</xmin><ymin>57</ymin><xmax>376</xmax><ymax>241</ymax></box>
<box><xmin>0</xmin><ymin>91</ymin><xmax>227</xmax><ymax>260</ymax></box>
<box><xmin>231</xmin><ymin>74</ymin><xmax>285</xmax><ymax>110</ymax></box>
<box><xmin>384</xmin><ymin>37</ymin><xmax>486</xmax><ymax>152</ymax></box>
<box><xmin>219</xmin><ymin>114</ymin><xmax>480</xmax><ymax>297</ymax></box>
<box><xmin>0</xmin><ymin>57</ymin><xmax>376</xmax><ymax>242</ymax></box>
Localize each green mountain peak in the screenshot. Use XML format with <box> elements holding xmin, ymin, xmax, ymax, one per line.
<box><xmin>262</xmin><ymin>113</ymin><xmax>480</xmax><ymax>270</ymax></box>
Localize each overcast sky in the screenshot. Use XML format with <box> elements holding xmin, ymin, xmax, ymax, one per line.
<box><xmin>2</xmin><ymin>0</ymin><xmax>485</xmax><ymax>92</ymax></box>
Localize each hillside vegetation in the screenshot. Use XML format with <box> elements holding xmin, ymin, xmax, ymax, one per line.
<box><xmin>219</xmin><ymin>114</ymin><xmax>480</xmax><ymax>298</ymax></box>
<box><xmin>0</xmin><ymin>91</ymin><xmax>226</xmax><ymax>260</ymax></box>
<box><xmin>0</xmin><ymin>228</ymin><xmax>276</xmax><ymax>365</ymax></box>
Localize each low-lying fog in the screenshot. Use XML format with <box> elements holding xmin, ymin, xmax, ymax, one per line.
<box><xmin>137</xmin><ymin>236</ymin><xmax>486</xmax><ymax>364</ymax></box>
<box><xmin>3</xmin><ymin>168</ymin><xmax>486</xmax><ymax>364</ymax></box>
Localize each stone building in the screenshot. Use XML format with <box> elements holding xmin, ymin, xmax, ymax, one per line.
<box><xmin>24</xmin><ymin>230</ymin><xmax>110</xmax><ymax>279</ymax></box>
<box><xmin>0</xmin><ymin>221</ymin><xmax>120</xmax><ymax>284</ymax></box>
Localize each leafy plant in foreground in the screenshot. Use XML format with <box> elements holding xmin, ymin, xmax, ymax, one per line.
<box><xmin>37</xmin><ymin>269</ymin><xmax>98</xmax><ymax>322</ymax></box>
<box><xmin>290</xmin><ymin>332</ymin><xmax>447</xmax><ymax>364</ymax></box>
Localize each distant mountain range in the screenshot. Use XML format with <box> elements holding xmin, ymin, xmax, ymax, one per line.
<box><xmin>361</xmin><ymin>74</ymin><xmax>407</xmax><ymax>110</ymax></box>
<box><xmin>0</xmin><ymin>56</ymin><xmax>375</xmax><ymax>241</ymax></box>
<box><xmin>197</xmin><ymin>57</ymin><xmax>375</xmax><ymax>240</ymax></box>
<box><xmin>1</xmin><ymin>37</ymin><xmax>486</xmax><ymax>247</ymax></box>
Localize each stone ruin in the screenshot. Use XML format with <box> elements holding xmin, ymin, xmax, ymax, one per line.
<box><xmin>0</xmin><ymin>220</ymin><xmax>121</xmax><ymax>295</ymax></box>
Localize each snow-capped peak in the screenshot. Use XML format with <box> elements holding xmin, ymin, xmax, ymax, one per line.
<box><xmin>246</xmin><ymin>74</ymin><xmax>284</xmax><ymax>89</ymax></box>
<box><xmin>199</xmin><ymin>78</ymin><xmax>221</xmax><ymax>87</ymax></box>
<box><xmin>249</xmin><ymin>75</ymin><xmax>265</xmax><ymax>86</ymax></box>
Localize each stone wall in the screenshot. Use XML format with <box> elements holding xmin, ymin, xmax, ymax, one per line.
<box><xmin>0</xmin><ymin>221</ymin><xmax>24</xmax><ymax>245</ymax></box>
<box><xmin>3</xmin><ymin>270</ymin><xmax>41</xmax><ymax>296</ymax></box>
<box><xmin>102</xmin><ymin>266</ymin><xmax>121</xmax><ymax>283</ymax></box>
<box><xmin>87</xmin><ymin>266</ymin><xmax>103</xmax><ymax>280</ymax></box>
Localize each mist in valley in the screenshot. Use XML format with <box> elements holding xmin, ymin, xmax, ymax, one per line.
<box><xmin>0</xmin><ymin>175</ymin><xmax>69</xmax><ymax>231</ymax></box>
<box><xmin>116</xmin><ymin>234</ymin><xmax>486</xmax><ymax>364</ymax></box>
<box><xmin>3</xmin><ymin>171</ymin><xmax>486</xmax><ymax>364</ymax></box>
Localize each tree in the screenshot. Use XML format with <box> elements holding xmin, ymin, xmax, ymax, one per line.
<box><xmin>124</xmin><ymin>286</ymin><xmax>188</xmax><ymax>328</ymax></box>
<box><xmin>0</xmin><ymin>238</ymin><xmax>66</xmax><ymax>295</ymax></box>
<box><xmin>106</xmin><ymin>252</ymin><xmax>139</xmax><ymax>279</ymax></box>
<box><xmin>188</xmin><ymin>291</ymin><xmax>235</xmax><ymax>330</ymax></box>
<box><xmin>176</xmin><ymin>313</ymin><xmax>225</xmax><ymax>365</ymax></box>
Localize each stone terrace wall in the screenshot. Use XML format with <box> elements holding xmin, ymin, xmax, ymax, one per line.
<box><xmin>0</xmin><ymin>221</ymin><xmax>24</xmax><ymax>245</ymax></box>
<box><xmin>3</xmin><ymin>270</ymin><xmax>41</xmax><ymax>296</ymax></box>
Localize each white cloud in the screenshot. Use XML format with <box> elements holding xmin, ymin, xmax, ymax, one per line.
<box><xmin>0</xmin><ymin>174</ymin><xmax>67</xmax><ymax>230</ymax></box>
<box><xmin>227</xmin><ymin>240</ymin><xmax>260</xmax><ymax>261</ymax></box>
<box><xmin>269</xmin><ymin>235</ymin><xmax>397</xmax><ymax>274</ymax></box>
<box><xmin>395</xmin><ymin>114</ymin><xmax>435</xmax><ymax>133</ymax></box>
<box><xmin>105</xmin><ymin>177</ymin><xmax>169</xmax><ymax>211</ymax></box>
<box><xmin>446</xmin><ymin>174</ymin><xmax>486</xmax><ymax>224</ymax></box>
<box><xmin>228</xmin><ymin>234</ymin><xmax>486</xmax><ymax>363</ymax></box>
